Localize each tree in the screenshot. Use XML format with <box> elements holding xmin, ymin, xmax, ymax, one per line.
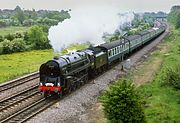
<box><xmin>0</xmin><ymin>20</ymin><xmax>7</xmax><ymax>27</ymax></box>
<box><xmin>100</xmin><ymin>79</ymin><xmax>146</xmax><ymax>123</ymax></box>
<box><xmin>27</xmin><ymin>25</ymin><xmax>51</xmax><ymax>49</ymax></box>
<box><xmin>0</xmin><ymin>35</ymin><xmax>4</xmax><ymax>42</ymax></box>
<box><xmin>4</xmin><ymin>33</ymin><xmax>15</xmax><ymax>41</ymax></box>
<box><xmin>168</xmin><ymin>5</ymin><xmax>180</xmax><ymax>29</ymax></box>
<box><xmin>14</xmin><ymin>6</ymin><xmax>25</xmax><ymax>25</ymax></box>
<box><xmin>23</xmin><ymin>19</ymin><xmax>35</xmax><ymax>26</ymax></box>
<box><xmin>42</xmin><ymin>17</ymin><xmax>59</xmax><ymax>26</ymax></box>
<box><xmin>11</xmin><ymin>38</ymin><xmax>26</xmax><ymax>52</ymax></box>
<box><xmin>175</xmin><ymin>13</ymin><xmax>180</xmax><ymax>29</ymax></box>
<box><xmin>1</xmin><ymin>39</ymin><xmax>13</xmax><ymax>54</ymax></box>
<box><xmin>0</xmin><ymin>42</ymin><xmax>3</xmax><ymax>54</ymax></box>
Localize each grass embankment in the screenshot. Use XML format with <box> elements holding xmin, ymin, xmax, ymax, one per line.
<box><xmin>137</xmin><ymin>28</ymin><xmax>180</xmax><ymax>122</ymax></box>
<box><xmin>0</xmin><ymin>26</ymin><xmax>29</xmax><ymax>36</ymax></box>
<box><xmin>0</xmin><ymin>43</ymin><xmax>88</xmax><ymax>84</ymax></box>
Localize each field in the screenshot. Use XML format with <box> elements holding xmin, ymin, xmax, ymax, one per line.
<box><xmin>0</xmin><ymin>49</ymin><xmax>53</xmax><ymax>83</ymax></box>
<box><xmin>0</xmin><ymin>26</ymin><xmax>29</xmax><ymax>36</ymax></box>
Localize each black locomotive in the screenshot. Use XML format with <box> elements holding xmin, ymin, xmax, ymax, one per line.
<box><xmin>39</xmin><ymin>21</ymin><xmax>166</xmax><ymax>98</ymax></box>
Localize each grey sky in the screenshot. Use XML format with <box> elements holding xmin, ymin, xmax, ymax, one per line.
<box><xmin>0</xmin><ymin>0</ymin><xmax>179</xmax><ymax>12</ymax></box>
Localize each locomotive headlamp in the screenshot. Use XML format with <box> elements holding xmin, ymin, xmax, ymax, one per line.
<box><xmin>54</xmin><ymin>88</ymin><xmax>58</xmax><ymax>93</ymax></box>
<box><xmin>57</xmin><ymin>83</ymin><xmax>60</xmax><ymax>87</ymax></box>
<box><xmin>40</xmin><ymin>83</ymin><xmax>43</xmax><ymax>86</ymax></box>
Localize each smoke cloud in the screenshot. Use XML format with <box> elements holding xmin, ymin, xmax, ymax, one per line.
<box><xmin>48</xmin><ymin>6</ymin><xmax>134</xmax><ymax>53</ymax></box>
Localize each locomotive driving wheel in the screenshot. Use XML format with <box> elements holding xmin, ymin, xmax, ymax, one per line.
<box><xmin>58</xmin><ymin>91</ymin><xmax>63</xmax><ymax>98</ymax></box>
<box><xmin>42</xmin><ymin>91</ymin><xmax>48</xmax><ymax>98</ymax></box>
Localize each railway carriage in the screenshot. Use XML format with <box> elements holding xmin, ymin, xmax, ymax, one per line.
<box><xmin>127</xmin><ymin>35</ymin><xmax>141</xmax><ymax>51</ymax></box>
<box><xmin>98</xmin><ymin>40</ymin><xmax>127</xmax><ymax>64</ymax></box>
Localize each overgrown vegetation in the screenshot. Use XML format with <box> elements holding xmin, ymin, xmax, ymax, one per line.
<box><xmin>161</xmin><ymin>65</ymin><xmax>180</xmax><ymax>89</ymax></box>
<box><xmin>100</xmin><ymin>79</ymin><xmax>146</xmax><ymax>123</ymax></box>
<box><xmin>168</xmin><ymin>5</ymin><xmax>180</xmax><ymax>29</ymax></box>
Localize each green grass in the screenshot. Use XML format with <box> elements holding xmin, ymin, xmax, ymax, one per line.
<box><xmin>140</xmin><ymin>81</ymin><xmax>180</xmax><ymax>122</ymax></box>
<box><xmin>0</xmin><ymin>49</ymin><xmax>53</xmax><ymax>83</ymax></box>
<box><xmin>0</xmin><ymin>26</ymin><xmax>29</xmax><ymax>36</ymax></box>
<box><xmin>139</xmin><ymin>28</ymin><xmax>180</xmax><ymax>122</ymax></box>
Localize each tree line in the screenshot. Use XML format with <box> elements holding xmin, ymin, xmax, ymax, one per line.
<box><xmin>0</xmin><ymin>6</ymin><xmax>70</xmax><ymax>27</ymax></box>
<box><xmin>168</xmin><ymin>5</ymin><xmax>180</xmax><ymax>29</ymax></box>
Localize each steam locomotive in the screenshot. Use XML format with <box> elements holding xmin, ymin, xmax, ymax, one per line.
<box><xmin>38</xmin><ymin>22</ymin><xmax>166</xmax><ymax>98</ymax></box>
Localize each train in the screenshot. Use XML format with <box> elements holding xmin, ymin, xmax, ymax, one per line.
<box><xmin>38</xmin><ymin>21</ymin><xmax>166</xmax><ymax>98</ymax></box>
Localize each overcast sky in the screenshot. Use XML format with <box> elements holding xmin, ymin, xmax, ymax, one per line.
<box><xmin>0</xmin><ymin>0</ymin><xmax>179</xmax><ymax>12</ymax></box>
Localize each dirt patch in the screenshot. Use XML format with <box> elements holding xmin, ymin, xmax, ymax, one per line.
<box><xmin>133</xmin><ymin>58</ymin><xmax>162</xmax><ymax>87</ymax></box>
<box><xmin>85</xmin><ymin>103</ymin><xmax>107</xmax><ymax>123</ymax></box>
<box><xmin>134</xmin><ymin>43</ymin><xmax>169</xmax><ymax>86</ymax></box>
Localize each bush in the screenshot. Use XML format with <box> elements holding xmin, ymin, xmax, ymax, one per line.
<box><xmin>0</xmin><ymin>35</ymin><xmax>4</xmax><ymax>42</ymax></box>
<box><xmin>162</xmin><ymin>65</ymin><xmax>180</xmax><ymax>89</ymax></box>
<box><xmin>100</xmin><ymin>79</ymin><xmax>146</xmax><ymax>123</ymax></box>
<box><xmin>14</xmin><ymin>32</ymin><xmax>24</xmax><ymax>39</ymax></box>
<box><xmin>11</xmin><ymin>38</ymin><xmax>26</xmax><ymax>52</ymax></box>
<box><xmin>4</xmin><ymin>33</ymin><xmax>15</xmax><ymax>41</ymax></box>
<box><xmin>1</xmin><ymin>39</ymin><xmax>13</xmax><ymax>54</ymax></box>
<box><xmin>27</xmin><ymin>25</ymin><xmax>51</xmax><ymax>49</ymax></box>
<box><xmin>0</xmin><ymin>42</ymin><xmax>3</xmax><ymax>54</ymax></box>
<box><xmin>23</xmin><ymin>19</ymin><xmax>35</xmax><ymax>26</ymax></box>
<box><xmin>0</xmin><ymin>20</ymin><xmax>7</xmax><ymax>27</ymax></box>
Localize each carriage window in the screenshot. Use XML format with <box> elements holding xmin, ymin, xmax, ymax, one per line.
<box><xmin>109</xmin><ymin>50</ymin><xmax>112</xmax><ymax>57</ymax></box>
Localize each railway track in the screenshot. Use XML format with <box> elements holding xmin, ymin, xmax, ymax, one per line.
<box><xmin>0</xmin><ymin>85</ymin><xmax>38</xmax><ymax>111</ymax></box>
<box><xmin>0</xmin><ymin>85</ymin><xmax>41</xmax><ymax>122</ymax></box>
<box><xmin>0</xmin><ymin>97</ymin><xmax>59</xmax><ymax>123</ymax></box>
<box><xmin>0</xmin><ymin>72</ymin><xmax>39</xmax><ymax>93</ymax></box>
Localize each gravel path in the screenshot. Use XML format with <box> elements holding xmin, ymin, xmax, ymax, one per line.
<box><xmin>27</xmin><ymin>24</ymin><xmax>170</xmax><ymax>123</ymax></box>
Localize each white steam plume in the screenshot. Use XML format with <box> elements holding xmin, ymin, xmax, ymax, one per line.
<box><xmin>48</xmin><ymin>6</ymin><xmax>134</xmax><ymax>53</ymax></box>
